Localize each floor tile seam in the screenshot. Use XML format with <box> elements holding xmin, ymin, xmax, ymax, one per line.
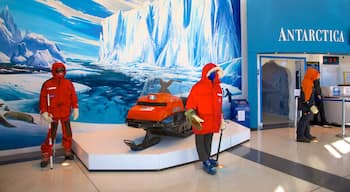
<box><xmin>228</xmin><ymin>145</ymin><xmax>350</xmax><ymax>192</ymax></box>
<box><xmin>75</xmin><ymin>160</ymin><xmax>101</xmax><ymax>192</ymax></box>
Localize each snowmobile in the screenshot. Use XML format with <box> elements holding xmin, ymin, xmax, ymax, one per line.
<box><xmin>124</xmin><ymin>78</ymin><xmax>192</xmax><ymax>151</ymax></box>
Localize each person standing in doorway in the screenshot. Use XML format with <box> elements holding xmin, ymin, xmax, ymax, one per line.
<box><xmin>39</xmin><ymin>62</ymin><xmax>79</xmax><ymax>168</ymax></box>
<box><xmin>311</xmin><ymin>78</ymin><xmax>330</xmax><ymax>127</ymax></box>
<box><xmin>185</xmin><ymin>63</ymin><xmax>225</xmax><ymax>175</ymax></box>
<box><xmin>296</xmin><ymin>67</ymin><xmax>320</xmax><ymax>143</ymax></box>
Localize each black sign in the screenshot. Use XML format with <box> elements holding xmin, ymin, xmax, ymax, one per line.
<box><xmin>323</xmin><ymin>56</ymin><xmax>339</xmax><ymax>65</ymax></box>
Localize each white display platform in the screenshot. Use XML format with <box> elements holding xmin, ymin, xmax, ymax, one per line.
<box><xmin>72</xmin><ymin>120</ymin><xmax>250</xmax><ymax>170</ymax></box>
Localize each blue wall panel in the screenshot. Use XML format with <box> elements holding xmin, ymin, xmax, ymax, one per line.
<box><xmin>247</xmin><ymin>0</ymin><xmax>350</xmax><ymax>128</ymax></box>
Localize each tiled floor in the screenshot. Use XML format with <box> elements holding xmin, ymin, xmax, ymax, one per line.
<box><xmin>262</xmin><ymin>112</ymin><xmax>293</xmax><ymax>128</ymax></box>
<box><xmin>1</xmin><ymin>125</ymin><xmax>350</xmax><ymax>192</ymax></box>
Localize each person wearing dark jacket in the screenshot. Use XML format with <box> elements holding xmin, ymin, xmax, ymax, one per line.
<box><xmin>185</xmin><ymin>63</ymin><xmax>224</xmax><ymax>175</ymax></box>
<box><xmin>297</xmin><ymin>68</ymin><xmax>320</xmax><ymax>143</ymax></box>
<box><xmin>311</xmin><ymin>79</ymin><xmax>329</xmax><ymax>127</ymax></box>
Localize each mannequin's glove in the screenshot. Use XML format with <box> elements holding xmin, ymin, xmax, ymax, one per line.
<box><xmin>41</xmin><ymin>112</ymin><xmax>53</xmax><ymax>123</ymax></box>
<box><xmin>72</xmin><ymin>108</ymin><xmax>79</xmax><ymax>120</ymax></box>
<box><xmin>184</xmin><ymin>109</ymin><xmax>195</xmax><ymax>121</ymax></box>
<box><xmin>185</xmin><ymin>109</ymin><xmax>204</xmax><ymax>130</ymax></box>
<box><xmin>192</xmin><ymin>114</ymin><xmax>204</xmax><ymax>123</ymax></box>
<box><xmin>310</xmin><ymin>105</ymin><xmax>319</xmax><ymax>115</ymax></box>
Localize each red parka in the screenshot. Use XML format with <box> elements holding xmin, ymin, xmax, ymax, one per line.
<box><xmin>186</xmin><ymin>63</ymin><xmax>223</xmax><ymax>134</ymax></box>
<box><xmin>39</xmin><ymin>62</ymin><xmax>78</xmax><ymax>121</ymax></box>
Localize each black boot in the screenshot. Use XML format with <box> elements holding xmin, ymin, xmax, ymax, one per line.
<box><xmin>40</xmin><ymin>155</ymin><xmax>49</xmax><ymax>168</ymax></box>
<box><xmin>65</xmin><ymin>150</ymin><xmax>74</xmax><ymax>160</ymax></box>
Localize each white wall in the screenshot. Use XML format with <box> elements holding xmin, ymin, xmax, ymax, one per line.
<box><xmin>338</xmin><ymin>56</ymin><xmax>350</xmax><ymax>84</ymax></box>
<box><xmin>303</xmin><ymin>54</ymin><xmax>350</xmax><ymax>86</ymax></box>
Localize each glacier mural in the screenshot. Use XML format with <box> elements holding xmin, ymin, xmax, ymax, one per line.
<box><xmin>100</xmin><ymin>0</ymin><xmax>240</xmax><ymax>67</ymax></box>
<box><xmin>99</xmin><ymin>0</ymin><xmax>241</xmax><ymax>87</ymax></box>
<box><xmin>0</xmin><ymin>0</ymin><xmax>241</xmax><ymax>150</ymax></box>
<box><xmin>97</xmin><ymin>0</ymin><xmax>242</xmax><ymax>122</ymax></box>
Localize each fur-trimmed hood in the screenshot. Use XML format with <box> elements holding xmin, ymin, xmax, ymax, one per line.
<box><xmin>201</xmin><ymin>63</ymin><xmax>224</xmax><ymax>83</ymax></box>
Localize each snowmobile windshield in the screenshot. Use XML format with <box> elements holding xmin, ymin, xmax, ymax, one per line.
<box><xmin>140</xmin><ymin>78</ymin><xmax>189</xmax><ymax>97</ymax></box>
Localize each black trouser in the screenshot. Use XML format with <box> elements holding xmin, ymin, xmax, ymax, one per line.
<box><xmin>313</xmin><ymin>99</ymin><xmax>327</xmax><ymax>124</ymax></box>
<box><xmin>297</xmin><ymin>111</ymin><xmax>313</xmax><ymax>139</ymax></box>
<box><xmin>195</xmin><ymin>133</ymin><xmax>213</xmax><ymax>161</ymax></box>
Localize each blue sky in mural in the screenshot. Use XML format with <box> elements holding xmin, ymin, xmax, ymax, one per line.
<box><xmin>0</xmin><ymin>0</ymin><xmax>150</xmax><ymax>60</ymax></box>
<box><xmin>0</xmin><ymin>0</ymin><xmax>99</xmax><ymax>59</ymax></box>
<box><xmin>59</xmin><ymin>0</ymin><xmax>113</xmax><ymax>18</ymax></box>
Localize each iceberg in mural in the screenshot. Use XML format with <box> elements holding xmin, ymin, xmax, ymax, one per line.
<box><xmin>99</xmin><ymin>0</ymin><xmax>241</xmax><ymax>90</ymax></box>
<box><xmin>0</xmin><ymin>6</ymin><xmax>21</xmax><ymax>57</ymax></box>
<box><xmin>0</xmin><ymin>6</ymin><xmax>65</xmax><ymax>68</ymax></box>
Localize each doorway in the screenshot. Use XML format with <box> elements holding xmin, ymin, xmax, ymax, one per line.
<box><xmin>259</xmin><ymin>56</ymin><xmax>306</xmax><ymax>128</ymax></box>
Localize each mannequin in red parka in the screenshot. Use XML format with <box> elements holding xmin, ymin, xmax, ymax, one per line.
<box><xmin>186</xmin><ymin>63</ymin><xmax>224</xmax><ymax>175</ymax></box>
<box><xmin>39</xmin><ymin>62</ymin><xmax>79</xmax><ymax>168</ymax></box>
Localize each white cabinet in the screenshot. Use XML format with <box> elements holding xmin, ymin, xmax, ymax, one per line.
<box><xmin>323</xmin><ymin>97</ymin><xmax>350</xmax><ymax>125</ymax></box>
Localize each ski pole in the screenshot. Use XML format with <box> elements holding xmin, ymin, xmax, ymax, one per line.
<box><xmin>49</xmin><ymin>124</ymin><xmax>53</xmax><ymax>169</ymax></box>
<box><xmin>216</xmin><ymin>128</ymin><xmax>223</xmax><ymax>162</ymax></box>
<box><xmin>47</xmin><ymin>93</ymin><xmax>53</xmax><ymax>169</ymax></box>
<box><xmin>49</xmin><ymin>122</ymin><xmax>57</xmax><ymax>169</ymax></box>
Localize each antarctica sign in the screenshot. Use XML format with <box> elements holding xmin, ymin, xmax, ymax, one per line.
<box><xmin>278</xmin><ymin>27</ymin><xmax>345</xmax><ymax>43</ymax></box>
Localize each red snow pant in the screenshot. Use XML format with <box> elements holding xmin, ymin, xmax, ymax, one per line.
<box><xmin>41</xmin><ymin>119</ymin><xmax>72</xmax><ymax>159</ymax></box>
